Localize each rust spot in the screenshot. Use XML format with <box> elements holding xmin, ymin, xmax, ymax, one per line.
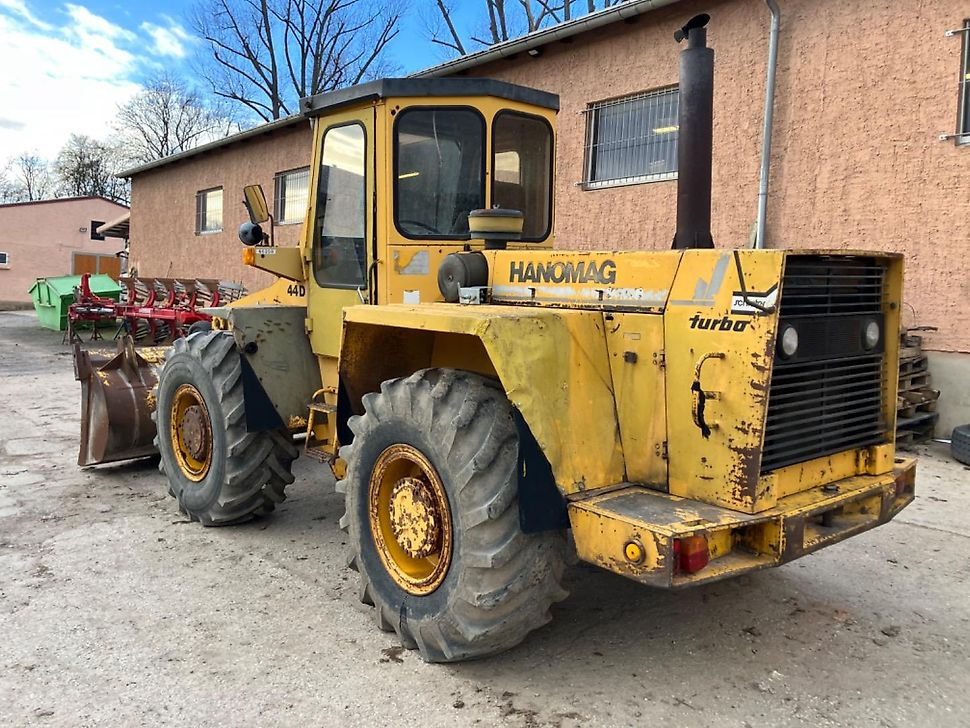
<box><xmin>729</xmin><ymin>443</ymin><xmax>763</xmax><ymax>505</ymax></box>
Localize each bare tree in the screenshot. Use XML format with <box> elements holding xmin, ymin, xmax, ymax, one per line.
<box><xmin>0</xmin><ymin>163</ymin><xmax>16</xmax><ymax>203</ymax></box>
<box><xmin>53</xmin><ymin>135</ymin><xmax>129</xmax><ymax>204</ymax></box>
<box><xmin>115</xmin><ymin>74</ymin><xmax>238</xmax><ymax>164</ymax></box>
<box><xmin>13</xmin><ymin>153</ymin><xmax>54</xmax><ymax>201</ymax></box>
<box><xmin>191</xmin><ymin>0</ymin><xmax>401</xmax><ymax>122</ymax></box>
<box><xmin>426</xmin><ymin>0</ymin><xmax>627</xmax><ymax>55</ymax></box>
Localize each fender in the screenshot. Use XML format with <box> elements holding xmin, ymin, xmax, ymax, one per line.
<box><xmin>224</xmin><ymin>305</ymin><xmax>322</xmax><ymax>432</ymax></box>
<box><xmin>339</xmin><ymin>303</ymin><xmax>626</xmax><ymax>498</ymax></box>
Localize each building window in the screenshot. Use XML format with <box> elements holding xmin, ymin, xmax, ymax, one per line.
<box><xmin>195</xmin><ymin>187</ymin><xmax>223</xmax><ymax>233</ymax></box>
<box><xmin>275</xmin><ymin>167</ymin><xmax>310</xmax><ymax>224</ymax></box>
<box><xmin>0</xmin><ymin>251</ymin><xmax>8</xmax><ymax>267</ymax></box>
<box><xmin>960</xmin><ymin>19</ymin><xmax>970</xmax><ymax>140</ymax></box>
<box><xmin>583</xmin><ymin>87</ymin><xmax>679</xmax><ymax>189</ymax></box>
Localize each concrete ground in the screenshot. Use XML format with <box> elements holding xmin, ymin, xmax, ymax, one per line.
<box><xmin>1</xmin><ymin>309</ymin><xmax>968</xmax><ymax>728</ymax></box>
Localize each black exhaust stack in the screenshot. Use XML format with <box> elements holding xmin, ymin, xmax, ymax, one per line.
<box><xmin>672</xmin><ymin>14</ymin><xmax>715</xmax><ymax>250</ymax></box>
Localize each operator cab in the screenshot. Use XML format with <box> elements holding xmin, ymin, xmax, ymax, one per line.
<box><xmin>298</xmin><ymin>78</ymin><xmax>558</xmax><ymax>326</ymax></box>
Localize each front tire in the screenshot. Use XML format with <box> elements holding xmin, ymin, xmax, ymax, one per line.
<box><xmin>154</xmin><ymin>331</ymin><xmax>298</xmax><ymax>525</ymax></box>
<box><xmin>337</xmin><ymin>369</ymin><xmax>567</xmax><ymax>662</ymax></box>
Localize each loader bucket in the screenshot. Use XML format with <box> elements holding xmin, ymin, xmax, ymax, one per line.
<box><xmin>74</xmin><ymin>337</ymin><xmax>167</xmax><ymax>466</ymax></box>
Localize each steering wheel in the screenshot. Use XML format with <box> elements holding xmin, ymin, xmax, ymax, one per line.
<box><xmin>399</xmin><ymin>219</ymin><xmax>442</xmax><ymax>235</ymax></box>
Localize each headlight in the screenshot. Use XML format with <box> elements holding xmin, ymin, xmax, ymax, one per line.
<box><xmin>863</xmin><ymin>319</ymin><xmax>881</xmax><ymax>350</ymax></box>
<box><xmin>778</xmin><ymin>324</ymin><xmax>799</xmax><ymax>358</ymax></box>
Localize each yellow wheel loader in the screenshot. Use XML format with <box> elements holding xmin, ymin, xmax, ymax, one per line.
<box><xmin>78</xmin><ymin>15</ymin><xmax>916</xmax><ymax>662</ymax></box>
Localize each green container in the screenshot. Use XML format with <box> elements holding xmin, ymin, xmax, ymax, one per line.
<box><xmin>28</xmin><ymin>274</ymin><xmax>121</xmax><ymax>331</ymax></box>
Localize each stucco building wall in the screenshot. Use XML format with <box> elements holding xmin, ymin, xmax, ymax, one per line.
<box><xmin>0</xmin><ymin>197</ymin><xmax>129</xmax><ymax>304</ymax></box>
<box><xmin>128</xmin><ymin>121</ymin><xmax>312</xmax><ymax>294</ymax></box>
<box><xmin>465</xmin><ymin>0</ymin><xmax>970</xmax><ymax>355</ymax></box>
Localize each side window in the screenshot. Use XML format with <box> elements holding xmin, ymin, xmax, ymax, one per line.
<box><xmin>195</xmin><ymin>187</ymin><xmax>223</xmax><ymax>233</ymax></box>
<box><xmin>961</xmin><ymin>20</ymin><xmax>970</xmax><ymax>139</ymax></box>
<box><xmin>314</xmin><ymin>123</ymin><xmax>366</xmax><ymax>288</ymax></box>
<box><xmin>491</xmin><ymin>111</ymin><xmax>553</xmax><ymax>240</ymax></box>
<box><xmin>274</xmin><ymin>167</ymin><xmax>310</xmax><ymax>224</ymax></box>
<box><xmin>394</xmin><ymin>107</ymin><xmax>485</xmax><ymax>238</ymax></box>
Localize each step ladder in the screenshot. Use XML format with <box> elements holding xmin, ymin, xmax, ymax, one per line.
<box><xmin>305</xmin><ymin>387</ymin><xmax>337</xmax><ymax>463</ymax></box>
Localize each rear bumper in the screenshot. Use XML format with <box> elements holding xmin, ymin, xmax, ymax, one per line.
<box><xmin>567</xmin><ymin>457</ymin><xmax>916</xmax><ymax>588</ymax></box>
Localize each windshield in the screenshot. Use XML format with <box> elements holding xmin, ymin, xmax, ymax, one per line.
<box><xmin>394</xmin><ymin>107</ymin><xmax>485</xmax><ymax>239</ymax></box>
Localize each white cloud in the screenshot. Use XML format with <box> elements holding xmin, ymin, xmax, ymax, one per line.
<box><xmin>141</xmin><ymin>19</ymin><xmax>192</xmax><ymax>59</ymax></box>
<box><xmin>0</xmin><ymin>0</ymin><xmax>53</xmax><ymax>30</ymax></box>
<box><xmin>0</xmin><ymin>3</ymin><xmax>142</xmax><ymax>159</ymax></box>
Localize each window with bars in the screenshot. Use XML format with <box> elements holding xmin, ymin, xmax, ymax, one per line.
<box><xmin>582</xmin><ymin>87</ymin><xmax>679</xmax><ymax>188</ymax></box>
<box><xmin>195</xmin><ymin>187</ymin><xmax>223</xmax><ymax>233</ymax></box>
<box><xmin>275</xmin><ymin>167</ymin><xmax>310</xmax><ymax>224</ymax></box>
<box><xmin>960</xmin><ymin>19</ymin><xmax>970</xmax><ymax>139</ymax></box>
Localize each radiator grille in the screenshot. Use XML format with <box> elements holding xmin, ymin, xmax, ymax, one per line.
<box><xmin>778</xmin><ymin>258</ymin><xmax>885</xmax><ymax>318</ymax></box>
<box><xmin>761</xmin><ymin>256</ymin><xmax>888</xmax><ymax>473</ymax></box>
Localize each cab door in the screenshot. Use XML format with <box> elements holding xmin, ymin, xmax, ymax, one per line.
<box><xmin>306</xmin><ymin>107</ymin><xmax>375</xmax><ymax>358</ymax></box>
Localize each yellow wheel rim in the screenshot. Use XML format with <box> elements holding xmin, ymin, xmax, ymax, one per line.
<box><xmin>368</xmin><ymin>444</ymin><xmax>453</xmax><ymax>595</ymax></box>
<box><xmin>170</xmin><ymin>383</ymin><xmax>213</xmax><ymax>482</ymax></box>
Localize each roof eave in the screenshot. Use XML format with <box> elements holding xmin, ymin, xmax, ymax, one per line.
<box><xmin>411</xmin><ymin>0</ymin><xmax>683</xmax><ymax>79</ymax></box>
<box><xmin>118</xmin><ymin>115</ymin><xmax>306</xmax><ymax>179</ymax></box>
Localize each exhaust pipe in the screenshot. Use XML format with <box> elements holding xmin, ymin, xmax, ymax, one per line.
<box><xmin>672</xmin><ymin>14</ymin><xmax>715</xmax><ymax>250</ymax></box>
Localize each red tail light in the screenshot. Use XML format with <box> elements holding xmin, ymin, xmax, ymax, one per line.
<box><xmin>674</xmin><ymin>535</ymin><xmax>710</xmax><ymax>574</ymax></box>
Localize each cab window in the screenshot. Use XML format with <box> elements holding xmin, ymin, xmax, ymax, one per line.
<box><xmin>394</xmin><ymin>107</ymin><xmax>485</xmax><ymax>239</ymax></box>
<box><xmin>491</xmin><ymin>111</ymin><xmax>553</xmax><ymax>241</ymax></box>
<box><xmin>314</xmin><ymin>123</ymin><xmax>366</xmax><ymax>288</ymax></box>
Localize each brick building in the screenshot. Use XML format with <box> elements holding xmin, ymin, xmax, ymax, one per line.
<box><xmin>124</xmin><ymin>0</ymin><xmax>970</xmax><ymax>430</ymax></box>
<box><xmin>122</xmin><ymin>117</ymin><xmax>312</xmax><ymax>293</ymax></box>
<box><xmin>0</xmin><ymin>196</ymin><xmax>130</xmax><ymax>305</ymax></box>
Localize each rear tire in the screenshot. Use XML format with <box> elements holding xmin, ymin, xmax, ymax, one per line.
<box><xmin>337</xmin><ymin>369</ymin><xmax>568</xmax><ymax>662</ymax></box>
<box><xmin>154</xmin><ymin>331</ymin><xmax>298</xmax><ymax>525</ymax></box>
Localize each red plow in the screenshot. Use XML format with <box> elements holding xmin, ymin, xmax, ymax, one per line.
<box><xmin>68</xmin><ymin>272</ymin><xmax>246</xmax><ymax>344</ymax></box>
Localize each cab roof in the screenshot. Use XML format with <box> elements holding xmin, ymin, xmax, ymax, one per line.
<box><xmin>299</xmin><ymin>77</ymin><xmax>560</xmax><ymax>117</ymax></box>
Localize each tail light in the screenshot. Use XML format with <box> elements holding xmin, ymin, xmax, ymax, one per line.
<box><xmin>674</xmin><ymin>535</ymin><xmax>710</xmax><ymax>574</ymax></box>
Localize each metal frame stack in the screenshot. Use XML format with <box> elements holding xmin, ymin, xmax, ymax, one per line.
<box><xmin>896</xmin><ymin>331</ymin><xmax>940</xmax><ymax>446</ymax></box>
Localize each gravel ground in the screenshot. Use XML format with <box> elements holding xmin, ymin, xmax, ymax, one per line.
<box><xmin>1</xmin><ymin>310</ymin><xmax>968</xmax><ymax>728</ymax></box>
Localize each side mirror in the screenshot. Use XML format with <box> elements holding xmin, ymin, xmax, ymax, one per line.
<box><xmin>242</xmin><ymin>184</ymin><xmax>270</xmax><ymax>224</ymax></box>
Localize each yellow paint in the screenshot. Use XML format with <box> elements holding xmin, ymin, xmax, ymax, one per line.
<box><xmin>169</xmin><ymin>383</ymin><xmax>212</xmax><ymax>482</ymax></box>
<box><xmin>218</xmin><ymin>80</ymin><xmax>915</xmax><ymax>592</ymax></box>
<box><xmin>342</xmin><ymin>303</ymin><xmax>624</xmax><ymax>495</ymax></box>
<box><xmin>665</xmin><ymin>250</ymin><xmax>784</xmax><ymax>513</ymax></box>
<box><xmin>624</xmin><ymin>541</ymin><xmax>644</xmax><ymax>563</ymax></box>
<box><xmin>228</xmin><ymin>277</ymin><xmax>307</xmax><ymax>308</ymax></box>
<box><xmin>486</xmin><ymin>249</ymin><xmax>680</xmax><ymax>311</ymax></box>
<box><xmin>369</xmin><ymin>443</ymin><xmax>453</xmax><ymax>595</ymax></box>
<box><xmin>602</xmin><ymin>312</ymin><xmax>668</xmax><ymax>486</ymax></box>
<box><xmin>305</xmin><ymin>107</ymin><xmax>375</xmax><ymax>358</ymax></box>
<box><xmin>568</xmin><ymin>456</ymin><xmax>915</xmax><ymax>588</ymax></box>
<box><xmin>242</xmin><ymin>246</ymin><xmax>304</xmax><ymax>282</ymax></box>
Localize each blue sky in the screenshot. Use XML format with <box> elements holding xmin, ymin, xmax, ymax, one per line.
<box><xmin>0</xmin><ymin>0</ymin><xmax>479</xmax><ymax>159</ymax></box>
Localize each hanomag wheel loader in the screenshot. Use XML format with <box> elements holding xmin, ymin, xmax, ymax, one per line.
<box><xmin>78</xmin><ymin>16</ymin><xmax>917</xmax><ymax>662</ymax></box>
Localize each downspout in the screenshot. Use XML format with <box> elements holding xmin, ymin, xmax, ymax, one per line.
<box><xmin>755</xmin><ymin>0</ymin><xmax>780</xmax><ymax>249</ymax></box>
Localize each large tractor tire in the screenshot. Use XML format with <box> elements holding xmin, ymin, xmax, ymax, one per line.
<box><xmin>154</xmin><ymin>331</ymin><xmax>298</xmax><ymax>525</ymax></box>
<box><xmin>337</xmin><ymin>369</ymin><xmax>568</xmax><ymax>662</ymax></box>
